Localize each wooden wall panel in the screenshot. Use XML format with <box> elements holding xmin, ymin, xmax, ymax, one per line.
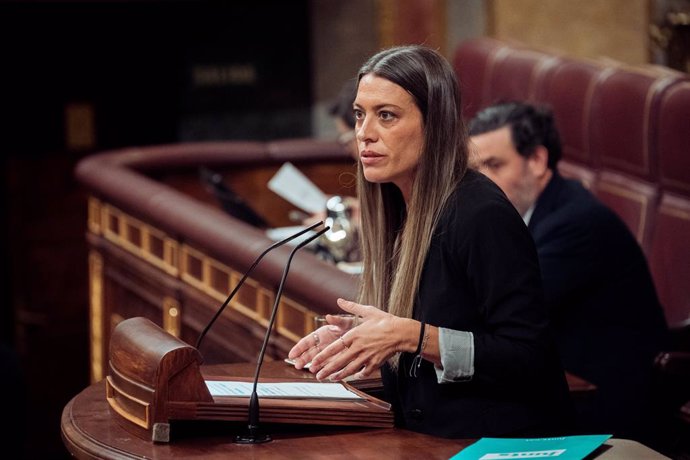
<box><xmin>378</xmin><ymin>0</ymin><xmax>448</xmax><ymax>54</ymax></box>
<box><xmin>489</xmin><ymin>0</ymin><xmax>650</xmax><ymax>65</ymax></box>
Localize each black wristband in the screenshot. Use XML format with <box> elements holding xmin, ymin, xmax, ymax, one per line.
<box><xmin>413</xmin><ymin>321</ymin><xmax>426</xmax><ymax>355</ymax></box>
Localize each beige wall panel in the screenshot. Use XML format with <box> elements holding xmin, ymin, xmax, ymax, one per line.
<box><xmin>490</xmin><ymin>0</ymin><xmax>650</xmax><ymax>65</ymax></box>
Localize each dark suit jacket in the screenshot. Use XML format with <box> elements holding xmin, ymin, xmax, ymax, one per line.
<box><xmin>382</xmin><ymin>170</ymin><xmax>573</xmax><ymax>439</ymax></box>
<box><xmin>528</xmin><ymin>172</ymin><xmax>669</xmax><ymax>439</ymax></box>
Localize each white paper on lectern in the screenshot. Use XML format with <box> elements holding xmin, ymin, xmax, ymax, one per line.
<box><xmin>267</xmin><ymin>162</ymin><xmax>328</xmax><ymax>214</ymax></box>
<box><xmin>205</xmin><ymin>380</ymin><xmax>364</xmax><ymax>400</ymax></box>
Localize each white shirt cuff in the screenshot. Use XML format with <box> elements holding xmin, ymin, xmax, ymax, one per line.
<box><xmin>434</xmin><ymin>328</ymin><xmax>474</xmax><ymax>383</ymax></box>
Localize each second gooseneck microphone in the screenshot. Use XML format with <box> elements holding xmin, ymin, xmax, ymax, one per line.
<box><xmin>195</xmin><ymin>221</ymin><xmax>324</xmax><ymax>351</ymax></box>
<box><xmin>235</xmin><ymin>224</ymin><xmax>330</xmax><ymax>444</ymax></box>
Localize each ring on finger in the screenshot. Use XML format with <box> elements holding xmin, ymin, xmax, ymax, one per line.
<box><xmin>312</xmin><ymin>332</ymin><xmax>320</xmax><ymax>347</ymax></box>
<box><xmin>339</xmin><ymin>336</ymin><xmax>349</xmax><ymax>349</ymax></box>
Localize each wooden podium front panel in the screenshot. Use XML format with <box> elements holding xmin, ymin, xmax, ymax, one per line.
<box><xmin>62</xmin><ymin>380</ymin><xmax>468</xmax><ymax>460</ymax></box>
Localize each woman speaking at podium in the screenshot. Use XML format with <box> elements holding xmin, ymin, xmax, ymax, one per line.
<box><xmin>289</xmin><ymin>45</ymin><xmax>573</xmax><ymax>438</ymax></box>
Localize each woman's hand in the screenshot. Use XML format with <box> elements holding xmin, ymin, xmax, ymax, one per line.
<box><xmin>288</xmin><ymin>298</ymin><xmax>411</xmax><ymax>381</ymax></box>
<box><xmin>287</xmin><ymin>321</ymin><xmax>346</xmax><ymax>370</ymax></box>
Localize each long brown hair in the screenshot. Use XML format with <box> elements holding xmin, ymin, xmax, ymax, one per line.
<box><xmin>356</xmin><ymin>46</ymin><xmax>468</xmax><ymax>366</ymax></box>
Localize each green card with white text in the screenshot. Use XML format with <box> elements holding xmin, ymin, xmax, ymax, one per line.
<box><xmin>451</xmin><ymin>434</ymin><xmax>612</xmax><ymax>459</ymax></box>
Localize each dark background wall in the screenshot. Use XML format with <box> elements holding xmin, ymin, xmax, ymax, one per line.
<box><xmin>0</xmin><ymin>1</ymin><xmax>311</xmax><ymax>458</ymax></box>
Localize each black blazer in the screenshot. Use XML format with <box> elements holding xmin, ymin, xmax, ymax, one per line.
<box><xmin>382</xmin><ymin>170</ymin><xmax>573</xmax><ymax>438</ymax></box>
<box><xmin>528</xmin><ymin>172</ymin><xmax>669</xmax><ymax>438</ymax></box>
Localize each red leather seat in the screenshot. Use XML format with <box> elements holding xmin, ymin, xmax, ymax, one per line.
<box><xmin>648</xmin><ymin>193</ymin><xmax>690</xmax><ymax>332</ymax></box>
<box><xmin>487</xmin><ymin>46</ymin><xmax>561</xmax><ymax>109</ymax></box>
<box><xmin>594</xmin><ymin>171</ymin><xmax>659</xmax><ymax>253</ymax></box>
<box><xmin>657</xmin><ymin>81</ymin><xmax>690</xmax><ymax>196</ymax></box>
<box><xmin>453</xmin><ymin>37</ymin><xmax>510</xmax><ymax>121</ymax></box>
<box><xmin>557</xmin><ymin>160</ymin><xmax>597</xmax><ymax>191</ymax></box>
<box><xmin>589</xmin><ymin>66</ymin><xmax>685</xmax><ymax>182</ymax></box>
<box><xmin>650</xmin><ymin>80</ymin><xmax>690</xmax><ymax>338</ymax></box>
<box><xmin>587</xmin><ymin>66</ymin><xmax>686</xmax><ymax>255</ymax></box>
<box><xmin>539</xmin><ymin>58</ymin><xmax>613</xmax><ymax>167</ymax></box>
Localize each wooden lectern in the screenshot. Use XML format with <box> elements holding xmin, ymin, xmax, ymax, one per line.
<box><xmin>105</xmin><ymin>317</ymin><xmax>393</xmax><ymax>443</ymax></box>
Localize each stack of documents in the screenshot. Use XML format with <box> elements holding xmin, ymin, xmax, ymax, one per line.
<box><xmin>164</xmin><ymin>376</ymin><xmax>394</xmax><ymax>428</ymax></box>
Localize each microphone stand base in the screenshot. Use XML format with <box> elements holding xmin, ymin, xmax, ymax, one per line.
<box><xmin>234</xmin><ymin>433</ymin><xmax>272</xmax><ymax>444</ymax></box>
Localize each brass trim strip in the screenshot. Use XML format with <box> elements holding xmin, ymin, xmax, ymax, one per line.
<box><xmin>100</xmin><ymin>204</ymin><xmax>178</xmax><ymax>275</ymax></box>
<box><xmin>277</xmin><ymin>297</ymin><xmax>312</xmax><ymax>343</ymax></box>
<box><xmin>105</xmin><ymin>376</ymin><xmax>150</xmax><ymax>429</ymax></box>
<box><xmin>256</xmin><ymin>286</ymin><xmax>273</xmax><ymax>325</ymax></box>
<box><xmin>231</xmin><ymin>277</ymin><xmax>265</xmax><ymax>322</ymax></box>
<box><xmin>180</xmin><ymin>244</ymin><xmax>266</xmax><ymax>322</ymax></box>
<box><xmin>89</xmin><ymin>250</ymin><xmax>104</xmax><ymax>383</ymax></box>
<box><xmin>87</xmin><ymin>197</ymin><xmax>320</xmax><ymax>346</ymax></box>
<box><xmin>87</xmin><ymin>197</ymin><xmax>102</xmax><ymax>235</ymax></box>
<box><xmin>163</xmin><ymin>297</ymin><xmax>181</xmax><ymax>338</ymax></box>
<box><xmin>180</xmin><ymin>244</ymin><xmax>215</xmax><ymax>296</ymax></box>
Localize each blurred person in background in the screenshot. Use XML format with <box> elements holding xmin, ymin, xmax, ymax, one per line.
<box><xmin>468</xmin><ymin>101</ymin><xmax>670</xmax><ymax>445</ymax></box>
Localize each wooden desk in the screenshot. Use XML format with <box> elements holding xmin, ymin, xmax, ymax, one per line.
<box><xmin>61</xmin><ymin>379</ymin><xmax>468</xmax><ymax>459</ymax></box>
<box><xmin>61</xmin><ymin>362</ymin><xmax>667</xmax><ymax>459</ymax></box>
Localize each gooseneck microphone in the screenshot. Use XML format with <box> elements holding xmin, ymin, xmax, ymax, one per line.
<box><xmin>235</xmin><ymin>224</ymin><xmax>330</xmax><ymax>444</ymax></box>
<box><xmin>195</xmin><ymin>221</ymin><xmax>324</xmax><ymax>351</ymax></box>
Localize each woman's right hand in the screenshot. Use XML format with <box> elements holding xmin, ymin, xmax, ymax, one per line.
<box><xmin>288</xmin><ymin>298</ymin><xmax>417</xmax><ymax>381</ymax></box>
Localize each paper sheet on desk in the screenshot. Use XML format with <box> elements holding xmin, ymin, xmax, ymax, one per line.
<box><xmin>205</xmin><ymin>380</ymin><xmax>364</xmax><ymax>400</ymax></box>
<box><xmin>268</xmin><ymin>162</ymin><xmax>328</xmax><ymax>214</ymax></box>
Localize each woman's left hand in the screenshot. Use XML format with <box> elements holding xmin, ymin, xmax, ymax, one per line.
<box><xmin>288</xmin><ymin>298</ymin><xmax>407</xmax><ymax>381</ymax></box>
